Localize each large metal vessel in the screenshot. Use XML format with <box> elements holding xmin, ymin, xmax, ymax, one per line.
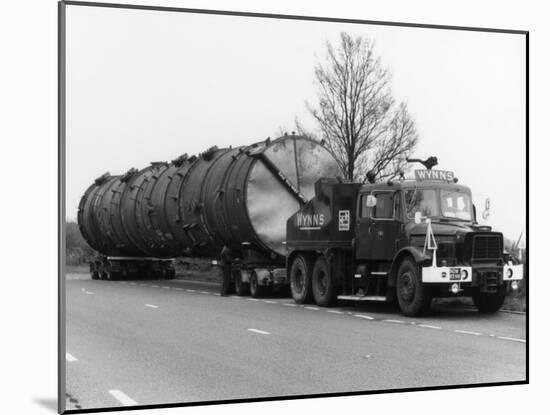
<box><xmin>78</xmin><ymin>135</ymin><xmax>342</xmax><ymax>264</ymax></box>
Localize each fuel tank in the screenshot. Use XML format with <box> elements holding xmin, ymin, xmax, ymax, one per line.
<box><xmin>77</xmin><ymin>135</ymin><xmax>342</xmax><ymax>260</ymax></box>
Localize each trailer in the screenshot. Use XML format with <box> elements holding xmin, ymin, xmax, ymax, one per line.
<box><xmin>285</xmin><ymin>168</ymin><xmax>524</xmax><ymax>316</ymax></box>
<box><xmin>77</xmin><ymin>134</ymin><xmax>342</xmax><ymax>289</ymax></box>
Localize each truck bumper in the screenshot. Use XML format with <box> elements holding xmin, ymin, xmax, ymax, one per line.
<box><xmin>421</xmin><ymin>264</ymin><xmax>524</xmax><ymax>284</ymax></box>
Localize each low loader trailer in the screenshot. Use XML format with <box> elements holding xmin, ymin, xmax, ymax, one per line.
<box><xmin>285</xmin><ymin>168</ymin><xmax>523</xmax><ymax>316</ymax></box>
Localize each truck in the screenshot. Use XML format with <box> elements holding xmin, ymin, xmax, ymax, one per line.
<box><xmin>285</xmin><ymin>167</ymin><xmax>524</xmax><ymax>316</ymax></box>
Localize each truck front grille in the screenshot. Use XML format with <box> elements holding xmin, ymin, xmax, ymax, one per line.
<box><xmin>472</xmin><ymin>235</ymin><xmax>501</xmax><ymax>260</ymax></box>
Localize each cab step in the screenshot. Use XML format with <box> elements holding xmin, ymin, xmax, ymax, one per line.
<box><xmin>337</xmin><ymin>295</ymin><xmax>387</xmax><ymax>302</ymax></box>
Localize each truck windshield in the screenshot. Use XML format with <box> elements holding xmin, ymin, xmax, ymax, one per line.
<box><xmin>405</xmin><ymin>188</ymin><xmax>473</xmax><ymax>221</ymax></box>
<box><xmin>440</xmin><ymin>189</ymin><xmax>472</xmax><ymax>220</ymax></box>
<box><xmin>405</xmin><ymin>189</ymin><xmax>438</xmax><ymax>218</ymax></box>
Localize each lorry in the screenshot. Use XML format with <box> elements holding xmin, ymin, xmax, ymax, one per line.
<box><xmin>285</xmin><ymin>167</ymin><xmax>524</xmax><ymax>316</ymax></box>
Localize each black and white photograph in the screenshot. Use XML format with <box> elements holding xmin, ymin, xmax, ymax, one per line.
<box><xmin>59</xmin><ymin>1</ymin><xmax>527</xmax><ymax>413</ymax></box>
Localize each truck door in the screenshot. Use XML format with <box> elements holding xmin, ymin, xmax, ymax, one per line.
<box><xmin>355</xmin><ymin>190</ymin><xmax>401</xmax><ymax>260</ymax></box>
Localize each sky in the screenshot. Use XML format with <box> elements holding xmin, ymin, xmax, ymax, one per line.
<box><xmin>65</xmin><ymin>5</ymin><xmax>526</xmax><ymax>243</ymax></box>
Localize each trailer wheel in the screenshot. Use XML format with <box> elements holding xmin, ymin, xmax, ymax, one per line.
<box><xmin>234</xmin><ymin>270</ymin><xmax>250</xmax><ymax>296</ymax></box>
<box><xmin>290</xmin><ymin>254</ymin><xmax>313</xmax><ymax>304</ymax></box>
<box><xmin>250</xmin><ymin>270</ymin><xmax>268</xmax><ymax>298</ymax></box>
<box><xmin>472</xmin><ymin>288</ymin><xmax>506</xmax><ymax>313</ymax></box>
<box><xmin>396</xmin><ymin>258</ymin><xmax>431</xmax><ymax>316</ymax></box>
<box><xmin>312</xmin><ymin>256</ymin><xmax>336</xmax><ymax>307</ymax></box>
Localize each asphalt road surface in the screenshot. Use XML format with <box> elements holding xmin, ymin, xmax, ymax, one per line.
<box><xmin>64</xmin><ymin>273</ymin><xmax>526</xmax><ymax>411</ymax></box>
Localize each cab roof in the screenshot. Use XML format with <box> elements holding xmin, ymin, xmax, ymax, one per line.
<box><xmin>359</xmin><ymin>179</ymin><xmax>472</xmax><ymax>194</ymax></box>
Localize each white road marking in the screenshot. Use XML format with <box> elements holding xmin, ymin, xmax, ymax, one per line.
<box><xmin>66</xmin><ymin>353</ymin><xmax>78</xmax><ymax>362</ymax></box>
<box><xmin>263</xmin><ymin>300</ymin><xmax>276</xmax><ymax>304</ymax></box>
<box><xmin>213</xmin><ymin>293</ymin><xmax>221</xmax><ymax>296</ymax></box>
<box><xmin>247</xmin><ymin>298</ymin><xmax>260</xmax><ymax>302</ymax></box>
<box><xmin>383</xmin><ymin>319</ymin><xmax>405</xmax><ymax>324</ymax></box>
<box><xmin>354</xmin><ymin>314</ymin><xmax>374</xmax><ymax>320</ymax></box>
<box><xmin>144</xmin><ymin>304</ymin><xmax>159</xmax><ymax>309</ymax></box>
<box><xmin>283</xmin><ymin>303</ymin><xmax>297</xmax><ymax>307</ymax></box>
<box><xmin>304</xmin><ymin>306</ymin><xmax>320</xmax><ymax>311</ymax></box>
<box><xmin>199</xmin><ymin>291</ymin><xmax>210</xmax><ymax>294</ymax></box>
<box><xmin>151</xmin><ymin>285</ymin><xmax>160</xmax><ymax>288</ymax></box>
<box><xmin>498</xmin><ymin>336</ymin><xmax>526</xmax><ymax>343</ymax></box>
<box><xmin>186</xmin><ymin>289</ymin><xmax>196</xmax><ymax>293</ymax></box>
<box><xmin>248</xmin><ymin>328</ymin><xmax>271</xmax><ymax>335</ymax></box>
<box><xmin>129</xmin><ymin>282</ymin><xmax>136</xmax><ymax>285</ymax></box>
<box><xmin>454</xmin><ymin>329</ymin><xmax>482</xmax><ymax>336</ymax></box>
<box><xmin>327</xmin><ymin>310</ymin><xmax>344</xmax><ymax>314</ymax></box>
<box><xmin>418</xmin><ymin>324</ymin><xmax>442</xmax><ymax>330</ymax></box>
<box><xmin>85</xmin><ymin>291</ymin><xmax>94</xmax><ymax>295</ymax></box>
<box><xmin>174</xmin><ymin>287</ymin><xmax>183</xmax><ymax>291</ymax></box>
<box><xmin>139</xmin><ymin>284</ymin><xmax>147</xmax><ymax>287</ymax></box>
<box><xmin>162</xmin><ymin>286</ymin><xmax>170</xmax><ymax>289</ymax></box>
<box><xmin>109</xmin><ymin>389</ymin><xmax>137</xmax><ymax>406</ymax></box>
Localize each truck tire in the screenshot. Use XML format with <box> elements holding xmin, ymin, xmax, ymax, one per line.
<box><xmin>473</xmin><ymin>288</ymin><xmax>506</xmax><ymax>313</ymax></box>
<box><xmin>234</xmin><ymin>270</ymin><xmax>250</xmax><ymax>296</ymax></box>
<box><xmin>290</xmin><ymin>254</ymin><xmax>313</xmax><ymax>304</ymax></box>
<box><xmin>312</xmin><ymin>256</ymin><xmax>337</xmax><ymax>307</ymax></box>
<box><xmin>396</xmin><ymin>258</ymin><xmax>431</xmax><ymax>316</ymax></box>
<box><xmin>250</xmin><ymin>270</ymin><xmax>268</xmax><ymax>298</ymax></box>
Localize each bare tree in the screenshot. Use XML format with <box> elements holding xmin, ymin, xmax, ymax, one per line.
<box><xmin>307</xmin><ymin>32</ymin><xmax>418</xmax><ymax>181</ymax></box>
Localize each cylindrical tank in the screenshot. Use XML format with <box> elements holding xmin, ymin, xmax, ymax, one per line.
<box><xmin>78</xmin><ymin>135</ymin><xmax>342</xmax><ymax>261</ymax></box>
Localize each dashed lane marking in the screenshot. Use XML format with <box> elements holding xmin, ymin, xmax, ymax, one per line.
<box><xmin>139</xmin><ymin>284</ymin><xmax>148</xmax><ymax>287</ymax></box>
<box><xmin>327</xmin><ymin>310</ymin><xmax>344</xmax><ymax>314</ymax></box>
<box><xmin>109</xmin><ymin>390</ymin><xmax>137</xmax><ymax>406</ymax></box>
<box><xmin>383</xmin><ymin>319</ymin><xmax>405</xmax><ymax>324</ymax></box>
<box><xmin>151</xmin><ymin>285</ymin><xmax>160</xmax><ymax>288</ymax></box>
<box><xmin>497</xmin><ymin>336</ymin><xmax>526</xmax><ymax>343</ymax></box>
<box><xmin>84</xmin><ymin>291</ymin><xmax>94</xmax><ymax>295</ymax></box>
<box><xmin>144</xmin><ymin>304</ymin><xmax>159</xmax><ymax>309</ymax></box>
<box><xmin>66</xmin><ymin>353</ymin><xmax>77</xmax><ymax>362</ymax></box>
<box><xmin>161</xmin><ymin>286</ymin><xmax>170</xmax><ymax>289</ymax></box>
<box><xmin>174</xmin><ymin>287</ymin><xmax>183</xmax><ymax>291</ymax></box>
<box><xmin>186</xmin><ymin>289</ymin><xmax>196</xmax><ymax>293</ymax></box>
<box><xmin>213</xmin><ymin>293</ymin><xmax>221</xmax><ymax>296</ymax></box>
<box><xmin>247</xmin><ymin>298</ymin><xmax>260</xmax><ymax>302</ymax></box>
<box><xmin>199</xmin><ymin>291</ymin><xmax>210</xmax><ymax>295</ymax></box>
<box><xmin>248</xmin><ymin>328</ymin><xmax>271</xmax><ymax>335</ymax></box>
<box><xmin>304</xmin><ymin>306</ymin><xmax>320</xmax><ymax>311</ymax></box>
<box><xmin>354</xmin><ymin>314</ymin><xmax>374</xmax><ymax>320</ymax></box>
<box><xmin>263</xmin><ymin>300</ymin><xmax>277</xmax><ymax>304</ymax></box>
<box><xmin>283</xmin><ymin>303</ymin><xmax>297</xmax><ymax>307</ymax></box>
<box><xmin>454</xmin><ymin>329</ymin><xmax>482</xmax><ymax>336</ymax></box>
<box><xmin>418</xmin><ymin>324</ymin><xmax>442</xmax><ymax>330</ymax></box>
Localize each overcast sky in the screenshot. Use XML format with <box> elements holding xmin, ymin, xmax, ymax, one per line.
<box><xmin>65</xmin><ymin>5</ymin><xmax>526</xmax><ymax>243</ymax></box>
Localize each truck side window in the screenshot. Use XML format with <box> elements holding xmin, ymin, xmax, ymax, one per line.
<box><xmin>372</xmin><ymin>193</ymin><xmax>393</xmax><ymax>219</ymax></box>
<box><xmin>360</xmin><ymin>194</ymin><xmax>371</xmax><ymax>218</ymax></box>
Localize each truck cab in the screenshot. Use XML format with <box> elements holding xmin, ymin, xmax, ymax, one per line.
<box><xmin>285</xmin><ymin>170</ymin><xmax>523</xmax><ymax>316</ymax></box>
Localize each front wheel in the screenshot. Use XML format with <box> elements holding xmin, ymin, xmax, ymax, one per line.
<box><xmin>396</xmin><ymin>258</ymin><xmax>431</xmax><ymax>316</ymax></box>
<box><xmin>312</xmin><ymin>256</ymin><xmax>337</xmax><ymax>307</ymax></box>
<box><xmin>473</xmin><ymin>288</ymin><xmax>506</xmax><ymax>313</ymax></box>
<box><xmin>289</xmin><ymin>254</ymin><xmax>313</xmax><ymax>304</ymax></box>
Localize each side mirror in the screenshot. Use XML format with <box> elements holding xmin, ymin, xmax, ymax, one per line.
<box><xmin>366</xmin><ymin>195</ymin><xmax>377</xmax><ymax>207</ymax></box>
<box><xmin>414</xmin><ymin>211</ymin><xmax>422</xmax><ymax>224</ymax></box>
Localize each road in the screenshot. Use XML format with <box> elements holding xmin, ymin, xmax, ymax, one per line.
<box><xmin>64</xmin><ymin>273</ymin><xmax>526</xmax><ymax>411</ymax></box>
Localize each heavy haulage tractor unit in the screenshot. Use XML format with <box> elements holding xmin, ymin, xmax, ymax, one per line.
<box><xmin>285</xmin><ymin>166</ymin><xmax>524</xmax><ymax>316</ymax></box>
<box><xmin>77</xmin><ymin>134</ymin><xmax>341</xmax><ymax>294</ymax></box>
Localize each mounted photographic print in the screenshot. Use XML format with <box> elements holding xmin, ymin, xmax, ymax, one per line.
<box><xmin>59</xmin><ymin>1</ymin><xmax>528</xmax><ymax>413</ymax></box>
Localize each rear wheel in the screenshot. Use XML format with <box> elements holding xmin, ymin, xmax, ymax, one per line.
<box><xmin>312</xmin><ymin>256</ymin><xmax>337</xmax><ymax>306</ymax></box>
<box><xmin>250</xmin><ymin>271</ymin><xmax>268</xmax><ymax>298</ymax></box>
<box><xmin>290</xmin><ymin>254</ymin><xmax>313</xmax><ymax>304</ymax></box>
<box><xmin>396</xmin><ymin>258</ymin><xmax>431</xmax><ymax>316</ymax></box>
<box><xmin>473</xmin><ymin>288</ymin><xmax>506</xmax><ymax>313</ymax></box>
<box><xmin>234</xmin><ymin>270</ymin><xmax>250</xmax><ymax>296</ymax></box>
